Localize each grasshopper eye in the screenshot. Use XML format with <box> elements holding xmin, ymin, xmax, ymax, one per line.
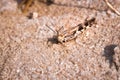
<box><xmin>62</xmin><ymin>40</ymin><xmax>65</xmax><ymax>43</ymax></box>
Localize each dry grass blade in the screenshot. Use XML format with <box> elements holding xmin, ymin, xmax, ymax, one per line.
<box><xmin>104</xmin><ymin>0</ymin><xmax>120</xmax><ymax>16</ymax></box>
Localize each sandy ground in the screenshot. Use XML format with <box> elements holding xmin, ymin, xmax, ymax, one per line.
<box><xmin>0</xmin><ymin>0</ymin><xmax>120</xmax><ymax>80</ymax></box>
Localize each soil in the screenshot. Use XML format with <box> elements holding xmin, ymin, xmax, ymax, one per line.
<box><xmin>0</xmin><ymin>0</ymin><xmax>120</xmax><ymax>80</ymax></box>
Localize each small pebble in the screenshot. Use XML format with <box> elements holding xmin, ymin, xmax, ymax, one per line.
<box><xmin>28</xmin><ymin>12</ymin><xmax>38</xmax><ymax>19</ymax></box>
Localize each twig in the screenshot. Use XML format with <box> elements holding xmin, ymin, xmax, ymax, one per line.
<box><xmin>104</xmin><ymin>0</ymin><xmax>120</xmax><ymax>16</ymax></box>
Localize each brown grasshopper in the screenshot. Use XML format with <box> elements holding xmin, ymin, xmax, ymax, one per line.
<box><xmin>47</xmin><ymin>18</ymin><xmax>96</xmax><ymax>44</ymax></box>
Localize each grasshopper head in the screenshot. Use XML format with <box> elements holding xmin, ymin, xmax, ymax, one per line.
<box><xmin>57</xmin><ymin>34</ymin><xmax>65</xmax><ymax>43</ymax></box>
<box><xmin>56</xmin><ymin>26</ymin><xmax>66</xmax><ymax>43</ymax></box>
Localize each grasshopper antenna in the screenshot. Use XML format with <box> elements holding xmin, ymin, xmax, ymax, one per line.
<box><xmin>58</xmin><ymin>26</ymin><xmax>64</xmax><ymax>32</ymax></box>
<box><xmin>46</xmin><ymin>24</ymin><xmax>57</xmax><ymax>34</ymax></box>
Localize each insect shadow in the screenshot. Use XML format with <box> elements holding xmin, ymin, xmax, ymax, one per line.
<box><xmin>103</xmin><ymin>44</ymin><xmax>118</xmax><ymax>70</ymax></box>
<box><xmin>47</xmin><ymin>36</ymin><xmax>59</xmax><ymax>44</ymax></box>
<box><xmin>46</xmin><ymin>25</ymin><xmax>64</xmax><ymax>44</ymax></box>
